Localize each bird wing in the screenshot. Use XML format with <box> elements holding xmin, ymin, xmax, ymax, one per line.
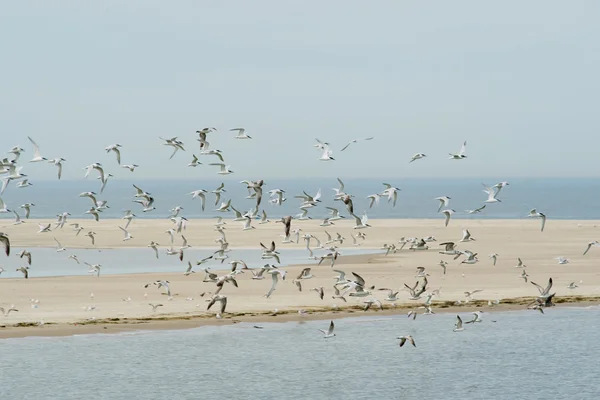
<box><xmin>28</xmin><ymin>136</ymin><xmax>41</xmax><ymax>158</ymax></box>
<box><xmin>327</xmin><ymin>321</ymin><xmax>335</xmax><ymax>335</ymax></box>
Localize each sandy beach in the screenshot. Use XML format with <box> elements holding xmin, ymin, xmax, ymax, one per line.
<box><xmin>1</xmin><ymin>218</ymin><xmax>599</xmax><ymax>338</ymax></box>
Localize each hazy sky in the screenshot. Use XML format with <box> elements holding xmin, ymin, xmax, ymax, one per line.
<box><xmin>1</xmin><ymin>1</ymin><xmax>599</xmax><ymax>181</ymax></box>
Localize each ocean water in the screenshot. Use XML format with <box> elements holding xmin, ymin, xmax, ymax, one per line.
<box><xmin>1</xmin><ymin>307</ymin><xmax>599</xmax><ymax>399</ymax></box>
<box><xmin>0</xmin><ymin>177</ymin><xmax>599</xmax><ymax>221</ymax></box>
<box><xmin>0</xmin><ymin>247</ymin><xmax>378</xmax><ymax>279</ymax></box>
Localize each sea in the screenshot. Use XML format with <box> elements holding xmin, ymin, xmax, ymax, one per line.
<box><xmin>0</xmin><ymin>177</ymin><xmax>598</xmax><ymax>221</ymax></box>
<box><xmin>1</xmin><ymin>306</ymin><xmax>599</xmax><ymax>400</ymax></box>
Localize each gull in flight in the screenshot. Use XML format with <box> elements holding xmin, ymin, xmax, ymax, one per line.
<box><xmin>149</xmin><ymin>303</ymin><xmax>163</xmax><ymax>312</ymax></box>
<box><xmin>148</xmin><ymin>241</ymin><xmax>159</xmax><ymax>258</ymax></box>
<box><xmin>489</xmin><ymin>253</ymin><xmax>498</xmax><ymax>266</ymax></box>
<box><xmin>68</xmin><ymin>254</ymin><xmax>80</xmax><ymax>264</ymax></box>
<box><xmin>17</xmin><ymin>249</ymin><xmax>31</xmax><ymax>264</ymax></box>
<box><xmin>311</xmin><ymin>286</ymin><xmax>325</xmax><ymax>300</ymax></box>
<box><xmin>464</xmin><ymin>290</ymin><xmax>483</xmax><ymax>302</ymax></box>
<box><xmin>207</xmin><ymin>295</ymin><xmax>228</xmax><ymax>318</ymax></box>
<box><xmin>448</xmin><ymin>141</ymin><xmax>467</xmax><ymax>159</ymax></box>
<box><xmin>465</xmin><ymin>311</ymin><xmax>484</xmax><ymax>324</ymax></box>
<box><xmin>209</xmin><ymin>163</ymin><xmax>234</xmax><ymax>175</ymax></box>
<box><xmin>397</xmin><ymin>335</ymin><xmax>416</xmax><ymax>347</ymax></box>
<box><xmin>409</xmin><ymin>153</ymin><xmax>426</xmax><ymax>163</ymax></box>
<box><xmin>20</xmin><ymin>203</ymin><xmax>34</xmax><ymax>219</ymax></box>
<box><xmin>380</xmin><ymin>183</ymin><xmax>400</xmax><ymax>207</ymax></box>
<box><xmin>122</xmin><ymin>164</ymin><xmax>139</xmax><ymax>172</ymax></box>
<box><xmin>159</xmin><ymin>137</ymin><xmax>185</xmax><ymax>159</ymax></box>
<box><xmin>105</xmin><ymin>144</ymin><xmax>122</xmax><ymax>164</ymax></box>
<box><xmin>567</xmin><ymin>281</ymin><xmax>581</xmax><ymax>289</ymax></box>
<box><xmin>122</xmin><ymin>210</ymin><xmax>136</xmax><ymax>229</ymax></box>
<box><xmin>86</xmin><ymin>263</ymin><xmax>102</xmax><ymax>277</ymax></box>
<box><xmin>555</xmin><ymin>257</ymin><xmax>569</xmax><ymax>265</ymax></box>
<box><xmin>583</xmin><ymin>241</ymin><xmax>600</xmax><ymax>255</ymax></box>
<box><xmin>514</xmin><ymin>257</ymin><xmax>526</xmax><ymax>268</ymax></box>
<box><xmin>0</xmin><ymin>232</ymin><xmax>10</xmax><ymax>256</ymax></box>
<box><xmin>16</xmin><ymin>266</ymin><xmax>29</xmax><ymax>279</ymax></box>
<box><xmin>38</xmin><ymin>223</ymin><xmax>52</xmax><ymax>233</ymax></box>
<box><xmin>86</xmin><ymin>231</ymin><xmax>96</xmax><ymax>245</ymax></box>
<box><xmin>28</xmin><ymin>137</ymin><xmax>47</xmax><ymax>162</ymax></box>
<box><xmin>453</xmin><ymin>315</ymin><xmax>465</xmax><ymax>332</ymax></box>
<box><xmin>367</xmin><ymin>194</ymin><xmax>380</xmax><ymax>209</ymax></box>
<box><xmin>520</xmin><ymin>270</ymin><xmax>529</xmax><ymax>282</ymax></box>
<box><xmin>231</xmin><ymin>128</ymin><xmax>252</xmax><ymax>139</ymax></box>
<box><xmin>188</xmin><ymin>154</ymin><xmax>201</xmax><ymax>167</ymax></box>
<box><xmin>0</xmin><ymin>306</ymin><xmax>19</xmax><ymax>317</ymax></box>
<box><xmin>460</xmin><ymin>229</ymin><xmax>475</xmax><ymax>242</ymax></box>
<box><xmin>465</xmin><ymin>204</ymin><xmax>486</xmax><ymax>214</ymax></box>
<box><xmin>319</xmin><ymin>147</ymin><xmax>335</xmax><ymax>161</ymax></box>
<box><xmin>527</xmin><ymin>209</ymin><xmax>547</xmax><ymax>232</ymax></box>
<box><xmin>483</xmin><ymin>186</ymin><xmax>502</xmax><ymax>203</ymax></box>
<box><xmin>350</xmin><ymin>212</ymin><xmax>371</xmax><ymax>229</ymax></box>
<box><xmin>318</xmin><ymin>321</ymin><xmax>336</xmax><ymax>338</ymax></box>
<box><xmin>340</xmin><ymin>137</ymin><xmax>373</xmax><ymax>152</ymax></box>
<box><xmin>119</xmin><ymin>226</ymin><xmax>133</xmax><ymax>241</ymax></box>
<box><xmin>314</xmin><ymin>138</ymin><xmax>330</xmax><ymax>150</ymax></box>
<box><xmin>54</xmin><ymin>237</ymin><xmax>66</xmax><ymax>252</ymax></box>
<box><xmin>435</xmin><ymin>196</ymin><xmax>451</xmax><ymax>212</ymax></box>
<box><xmin>265</xmin><ymin>269</ymin><xmax>286</xmax><ymax>298</ymax></box>
<box><xmin>48</xmin><ymin>158</ymin><xmax>66</xmax><ymax>179</ymax></box>
<box><xmin>0</xmin><ymin>197</ymin><xmax>11</xmax><ymax>213</ymax></box>
<box><xmin>12</xmin><ymin>210</ymin><xmax>24</xmax><ymax>225</ymax></box>
<box><xmin>331</xmin><ymin>286</ymin><xmax>347</xmax><ymax>302</ymax></box>
<box><xmin>189</xmin><ymin>189</ymin><xmax>207</xmax><ymax>211</ymax></box>
<box><xmin>441</xmin><ymin>209</ymin><xmax>455</xmax><ymax>227</ymax></box>
<box><xmin>16</xmin><ymin>179</ymin><xmax>32</xmax><ymax>188</ymax></box>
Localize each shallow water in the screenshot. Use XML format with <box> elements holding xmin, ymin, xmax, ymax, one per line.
<box><xmin>1</xmin><ymin>307</ymin><xmax>599</xmax><ymax>399</ymax></box>
<box><xmin>0</xmin><ymin>247</ymin><xmax>379</xmax><ymax>278</ymax></box>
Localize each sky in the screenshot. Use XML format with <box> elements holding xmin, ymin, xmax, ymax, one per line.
<box><xmin>1</xmin><ymin>1</ymin><xmax>599</xmax><ymax>181</ymax></box>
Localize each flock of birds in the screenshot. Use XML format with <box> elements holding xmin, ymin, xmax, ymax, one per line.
<box><xmin>1</xmin><ymin>131</ymin><xmax>598</xmax><ymax>341</ymax></box>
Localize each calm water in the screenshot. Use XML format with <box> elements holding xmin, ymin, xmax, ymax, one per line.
<box><xmin>1</xmin><ymin>307</ymin><xmax>599</xmax><ymax>399</ymax></box>
<box><xmin>0</xmin><ymin>247</ymin><xmax>377</xmax><ymax>279</ymax></box>
<box><xmin>1</xmin><ymin>178</ymin><xmax>599</xmax><ymax>220</ymax></box>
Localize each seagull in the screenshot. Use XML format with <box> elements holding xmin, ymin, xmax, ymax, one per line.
<box><xmin>159</xmin><ymin>136</ymin><xmax>185</xmax><ymax>159</ymax></box>
<box><xmin>520</xmin><ymin>270</ymin><xmax>529</xmax><ymax>282</ymax></box>
<box><xmin>215</xmin><ymin>199</ymin><xmax>231</xmax><ymax>212</ymax></box>
<box><xmin>20</xmin><ymin>203</ymin><xmax>34</xmax><ymax>218</ymax></box>
<box><xmin>122</xmin><ymin>210</ymin><xmax>136</xmax><ymax>229</ymax></box>
<box><xmin>209</xmin><ymin>163</ymin><xmax>234</xmax><ymax>175</ymax></box>
<box><xmin>515</xmin><ymin>257</ymin><xmax>526</xmax><ymax>268</ymax></box>
<box><xmin>68</xmin><ymin>255</ymin><xmax>80</xmax><ymax>264</ymax></box>
<box><xmin>583</xmin><ymin>241</ymin><xmax>600</xmax><ymax>255</ymax></box>
<box><xmin>119</xmin><ymin>226</ymin><xmax>133</xmax><ymax>241</ymax></box>
<box><xmin>16</xmin><ymin>266</ymin><xmax>29</xmax><ymax>279</ymax></box>
<box><xmin>231</xmin><ymin>128</ymin><xmax>252</xmax><ymax>139</ymax></box>
<box><xmin>311</xmin><ymin>286</ymin><xmax>325</xmax><ymax>300</ymax></box>
<box><xmin>465</xmin><ymin>311</ymin><xmax>484</xmax><ymax>324</ymax></box>
<box><xmin>13</xmin><ymin>178</ymin><xmax>31</xmax><ymax>189</ymax></box>
<box><xmin>189</xmin><ymin>189</ymin><xmax>207</xmax><ymax>211</ymax></box>
<box><xmin>54</xmin><ymin>237</ymin><xmax>66</xmax><ymax>252</ymax></box>
<box><xmin>409</xmin><ymin>153</ymin><xmax>426</xmax><ymax>163</ymax></box>
<box><xmin>397</xmin><ymin>335</ymin><xmax>416</xmax><ymax>347</ymax></box>
<box><xmin>0</xmin><ymin>197</ymin><xmax>11</xmax><ymax>213</ymax></box>
<box><xmin>12</xmin><ymin>210</ymin><xmax>24</xmax><ymax>225</ymax></box>
<box><xmin>367</xmin><ymin>194</ymin><xmax>380</xmax><ymax>209</ymax></box>
<box><xmin>318</xmin><ymin>147</ymin><xmax>335</xmax><ymax>161</ymax></box>
<box><xmin>464</xmin><ymin>290</ymin><xmax>483</xmax><ymax>302</ymax></box>
<box><xmin>465</xmin><ymin>204</ymin><xmax>486</xmax><ymax>214</ymax></box>
<box><xmin>16</xmin><ymin>249</ymin><xmax>31</xmax><ymax>264</ymax></box>
<box><xmin>38</xmin><ymin>223</ymin><xmax>52</xmax><ymax>233</ymax></box>
<box><xmin>28</xmin><ymin>136</ymin><xmax>47</xmax><ymax>162</ymax></box>
<box><xmin>448</xmin><ymin>141</ymin><xmax>467</xmax><ymax>159</ymax></box>
<box><xmin>105</xmin><ymin>144</ymin><xmax>122</xmax><ymax>164</ymax></box>
<box><xmin>527</xmin><ymin>209</ymin><xmax>547</xmax><ymax>232</ymax></box>
<box><xmin>435</xmin><ymin>197</ymin><xmax>451</xmax><ymax>212</ymax></box>
<box><xmin>207</xmin><ymin>295</ymin><xmax>228</xmax><ymax>318</ymax></box>
<box><xmin>149</xmin><ymin>303</ymin><xmax>163</xmax><ymax>312</ymax></box>
<box><xmin>555</xmin><ymin>257</ymin><xmax>569</xmax><ymax>265</ymax></box>
<box><xmin>380</xmin><ymin>184</ymin><xmax>400</xmax><ymax>207</ymax></box>
<box><xmin>350</xmin><ymin>212</ymin><xmax>371</xmax><ymax>229</ymax></box>
<box><xmin>441</xmin><ymin>209</ymin><xmax>455</xmax><ymax>227</ymax></box>
<box><xmin>212</xmin><ymin>183</ymin><xmax>227</xmax><ymax>205</ymax></box>
<box><xmin>184</xmin><ymin>262</ymin><xmax>195</xmax><ymax>276</ymax></box>
<box><xmin>0</xmin><ymin>306</ymin><xmax>19</xmax><ymax>317</ymax></box>
<box><xmin>483</xmin><ymin>186</ymin><xmax>502</xmax><ymax>203</ymax></box>
<box><xmin>265</xmin><ymin>269</ymin><xmax>286</xmax><ymax>298</ymax></box>
<box><xmin>460</xmin><ymin>229</ymin><xmax>475</xmax><ymax>242</ymax></box>
<box><xmin>86</xmin><ymin>231</ymin><xmax>96</xmax><ymax>245</ymax></box>
<box><xmin>122</xmin><ymin>164</ymin><xmax>139</xmax><ymax>172</ymax></box>
<box><xmin>188</xmin><ymin>154</ymin><xmax>201</xmax><ymax>167</ymax></box>
<box><xmin>86</xmin><ymin>263</ymin><xmax>101</xmax><ymax>277</ymax></box>
<box><xmin>148</xmin><ymin>241</ymin><xmax>160</xmax><ymax>258</ymax></box>
<box><xmin>363</xmin><ymin>298</ymin><xmax>383</xmax><ymax>311</ymax></box>
<box><xmin>567</xmin><ymin>281</ymin><xmax>580</xmax><ymax>289</ymax></box>
<box><xmin>48</xmin><ymin>158</ymin><xmax>66</xmax><ymax>179</ymax></box>
<box><xmin>439</xmin><ymin>260</ymin><xmax>448</xmax><ymax>274</ymax></box>
<box><xmin>489</xmin><ymin>253</ymin><xmax>498</xmax><ymax>266</ymax></box>
<box><xmin>453</xmin><ymin>315</ymin><xmax>465</xmax><ymax>332</ymax></box>
<box><xmin>318</xmin><ymin>321</ymin><xmax>336</xmax><ymax>338</ymax></box>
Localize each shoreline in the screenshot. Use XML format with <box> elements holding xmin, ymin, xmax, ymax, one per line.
<box><xmin>1</xmin><ymin>296</ymin><xmax>598</xmax><ymax>339</ymax></box>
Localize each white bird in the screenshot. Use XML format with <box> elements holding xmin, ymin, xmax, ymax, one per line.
<box><xmin>483</xmin><ymin>186</ymin><xmax>502</xmax><ymax>203</ymax></box>
<box><xmin>105</xmin><ymin>144</ymin><xmax>122</xmax><ymax>164</ymax></box>
<box><xmin>48</xmin><ymin>158</ymin><xmax>66</xmax><ymax>179</ymax></box>
<box><xmin>231</xmin><ymin>128</ymin><xmax>252</xmax><ymax>139</ymax></box>
<box><xmin>12</xmin><ymin>210</ymin><xmax>24</xmax><ymax>225</ymax></box>
<box><xmin>555</xmin><ymin>257</ymin><xmax>569</xmax><ymax>265</ymax></box>
<box><xmin>28</xmin><ymin>136</ymin><xmax>47</xmax><ymax>162</ymax></box>
<box><xmin>16</xmin><ymin>179</ymin><xmax>32</xmax><ymax>188</ymax></box>
<box><xmin>460</xmin><ymin>229</ymin><xmax>475</xmax><ymax>242</ymax></box>
<box><xmin>188</xmin><ymin>154</ymin><xmax>201</xmax><ymax>167</ymax></box>
<box><xmin>54</xmin><ymin>237</ymin><xmax>66</xmax><ymax>252</ymax></box>
<box><xmin>441</xmin><ymin>209</ymin><xmax>455</xmax><ymax>227</ymax></box>
<box><xmin>0</xmin><ymin>197</ymin><xmax>11</xmax><ymax>213</ymax></box>
<box><xmin>38</xmin><ymin>223</ymin><xmax>52</xmax><ymax>233</ymax></box>
<box><xmin>527</xmin><ymin>209</ymin><xmax>547</xmax><ymax>232</ymax></box>
<box><xmin>453</xmin><ymin>315</ymin><xmax>465</xmax><ymax>332</ymax></box>
<box><xmin>409</xmin><ymin>153</ymin><xmax>427</xmax><ymax>163</ymax></box>
<box><xmin>68</xmin><ymin>254</ymin><xmax>80</xmax><ymax>264</ymax></box>
<box><xmin>148</xmin><ymin>241</ymin><xmax>159</xmax><ymax>259</ymax></box>
<box><xmin>318</xmin><ymin>148</ymin><xmax>335</xmax><ymax>161</ymax></box>
<box><xmin>119</xmin><ymin>226</ymin><xmax>133</xmax><ymax>241</ymax></box>
<box><xmin>350</xmin><ymin>212</ymin><xmax>371</xmax><ymax>229</ymax></box>
<box><xmin>435</xmin><ymin>196</ymin><xmax>451</xmax><ymax>212</ymax></box>
<box><xmin>189</xmin><ymin>189</ymin><xmax>207</xmax><ymax>211</ymax></box>
<box><xmin>465</xmin><ymin>311</ymin><xmax>484</xmax><ymax>324</ymax></box>
<box><xmin>159</xmin><ymin>137</ymin><xmax>185</xmax><ymax>159</ymax></box>
<box><xmin>318</xmin><ymin>320</ymin><xmax>336</xmax><ymax>338</ymax></box>
<box><xmin>367</xmin><ymin>194</ymin><xmax>380</xmax><ymax>209</ymax></box>
<box><xmin>209</xmin><ymin>163</ymin><xmax>234</xmax><ymax>175</ymax></box>
<box><xmin>489</xmin><ymin>253</ymin><xmax>498</xmax><ymax>266</ymax></box>
<box><xmin>448</xmin><ymin>141</ymin><xmax>467</xmax><ymax>159</ymax></box>
<box><xmin>122</xmin><ymin>164</ymin><xmax>139</xmax><ymax>172</ymax></box>
<box><xmin>465</xmin><ymin>204</ymin><xmax>486</xmax><ymax>214</ymax></box>
<box><xmin>149</xmin><ymin>303</ymin><xmax>163</xmax><ymax>312</ymax></box>
<box><xmin>206</xmin><ymin>295</ymin><xmax>227</xmax><ymax>318</ymax></box>
<box><xmin>380</xmin><ymin>184</ymin><xmax>400</xmax><ymax>207</ymax></box>
<box><xmin>20</xmin><ymin>203</ymin><xmax>34</xmax><ymax>219</ymax></box>
<box><xmin>265</xmin><ymin>269</ymin><xmax>286</xmax><ymax>298</ymax></box>
<box><xmin>397</xmin><ymin>335</ymin><xmax>416</xmax><ymax>347</ymax></box>
<box><xmin>583</xmin><ymin>241</ymin><xmax>600</xmax><ymax>255</ymax></box>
